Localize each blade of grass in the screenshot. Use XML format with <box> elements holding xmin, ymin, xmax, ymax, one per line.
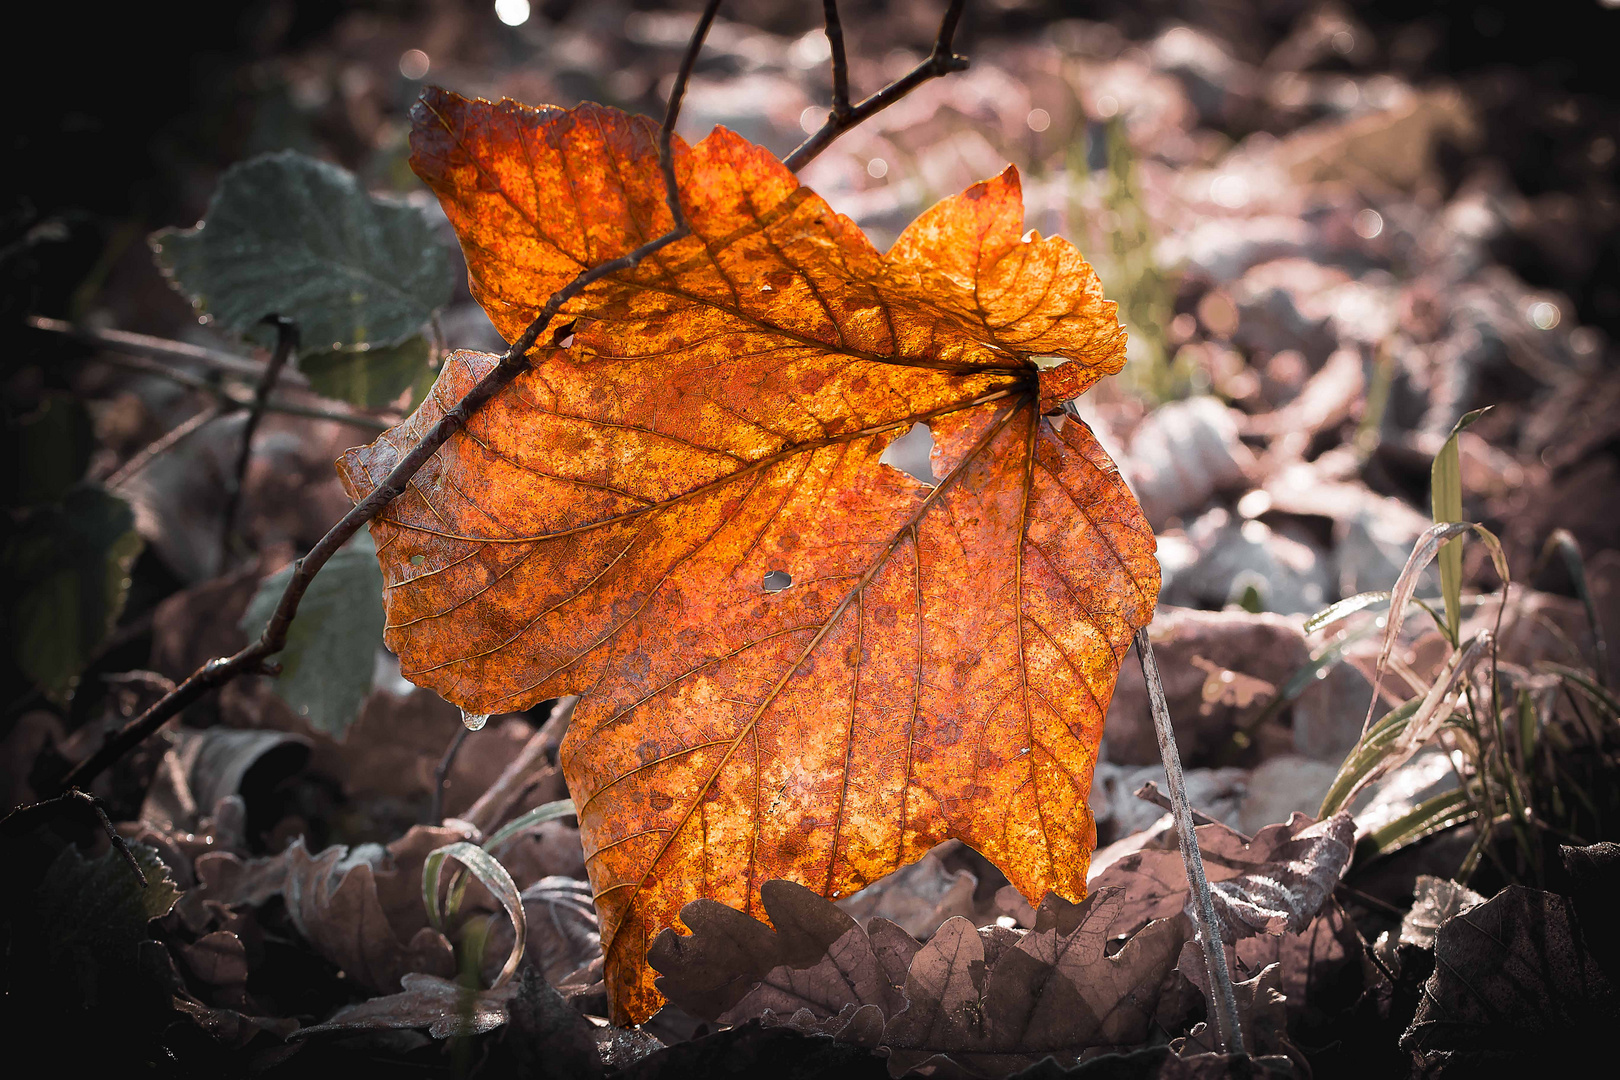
<box><xmin>1322</xmin><ymin>634</ymin><xmax>1491</xmax><ymax>816</ymax></box>
<box><xmin>1305</xmin><ymin>591</ymin><xmax>1391</xmax><ymax>636</ymax></box>
<box><xmin>1365</xmin><ymin>787</ymin><xmax>1478</xmax><ymax>856</ymax></box>
<box><xmin>1543</xmin><ymin>530</ymin><xmax>1610</xmax><ymax>687</ymax></box>
<box><xmin>481</xmin><ymin>799</ymin><xmax>576</xmax><ymax>855</ymax></box>
<box><xmin>1431</xmin><ymin>408</ymin><xmax>1491</xmax><ymax>638</ymax></box>
<box><xmin>1361</xmin><ymin>521</ymin><xmax>1508</xmax><ymax>737</ymax></box>
<box><xmin>422</xmin><ymin>841</ymin><xmax>528</xmax><ymax>989</ymax></box>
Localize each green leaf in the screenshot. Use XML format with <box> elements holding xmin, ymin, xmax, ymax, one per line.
<box><xmin>1430</xmin><ymin>407</ymin><xmax>1491</xmax><ymax>638</ymax></box>
<box><xmin>35</xmin><ymin>842</ymin><xmax>181</xmax><ymax>1006</ymax></box>
<box><xmin>3</xmin><ymin>485</ymin><xmax>142</xmax><ymax>700</ymax></box>
<box><xmin>2</xmin><ymin>393</ymin><xmax>94</xmax><ymax>508</ymax></box>
<box><xmin>240</xmin><ymin>532</ymin><xmax>384</xmax><ymax>736</ymax></box>
<box><xmin>153</xmin><ymin>150</ymin><xmax>456</xmax><ymax>355</ymax></box>
<box><xmin>300</xmin><ymin>335</ymin><xmax>435</xmax><ymax>409</ymax></box>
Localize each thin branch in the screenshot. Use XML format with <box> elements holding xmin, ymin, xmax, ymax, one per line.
<box><xmin>0</xmin><ymin>789</ymin><xmax>147</xmax><ymax>887</ymax></box>
<box><xmin>81</xmin><ymin>349</ymin><xmax>386</xmax><ymax>432</ymax></box>
<box><xmin>28</xmin><ymin>314</ymin><xmax>310</xmax><ymax>388</ymax></box>
<box><xmin>785</xmin><ymin>0</ymin><xmax>968</xmax><ymax>172</ymax></box>
<box><xmin>463</xmin><ymin>698</ymin><xmax>576</xmax><ymax>833</ymax></box>
<box><xmin>430</xmin><ymin>725</ymin><xmax>470</xmax><ymax>825</ymax></box>
<box><xmin>221</xmin><ymin>316</ymin><xmax>298</xmax><ymax>562</ymax></box>
<box><xmin>822</xmin><ymin>0</ymin><xmax>852</xmax><ymax>118</ymax></box>
<box><xmin>51</xmin><ymin>0</ymin><xmax>724</xmax><ymax>797</ymax></box>
<box><xmin>104</xmin><ymin>401</ymin><xmax>225</xmax><ymax>488</ymax></box>
<box><xmin>1135</xmin><ymin>627</ymin><xmax>1246</xmax><ymax>1056</ymax></box>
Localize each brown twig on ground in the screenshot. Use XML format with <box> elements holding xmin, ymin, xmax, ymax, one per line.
<box><xmin>463</xmin><ymin>698</ymin><xmax>577</xmax><ymax>834</ymax></box>
<box><xmin>64</xmin><ymin>344</ymin><xmax>386</xmax><ymax>432</ymax></box>
<box><xmin>0</xmin><ymin>788</ymin><xmax>148</xmax><ymax>887</ymax></box>
<box><xmin>429</xmin><ymin>725</ymin><xmax>469</xmax><ymax>825</ymax></box>
<box><xmin>221</xmin><ymin>316</ymin><xmax>297</xmax><ymax>563</ymax></box>
<box><xmin>1136</xmin><ymin>626</ymin><xmax>1247</xmax><ymax>1056</ymax></box>
<box><xmin>50</xmin><ymin>0</ymin><xmax>725</xmax><ymax>798</ymax></box>
<box><xmin>28</xmin><ymin>313</ymin><xmax>310</xmax><ymax>387</ymax></box>
<box><xmin>784</xmin><ymin>0</ymin><xmax>969</xmax><ymax>172</ymax></box>
<box><xmin>104</xmin><ymin>401</ymin><xmax>225</xmax><ymax>488</ymax></box>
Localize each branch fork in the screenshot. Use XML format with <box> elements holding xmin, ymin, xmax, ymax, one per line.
<box><xmin>53</xmin><ymin>0</ymin><xmax>975</xmax><ymax>797</ymax></box>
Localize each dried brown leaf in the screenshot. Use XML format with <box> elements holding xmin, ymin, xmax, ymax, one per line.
<box><xmin>1090</xmin><ymin>812</ymin><xmax>1354</xmax><ymax>943</ymax></box>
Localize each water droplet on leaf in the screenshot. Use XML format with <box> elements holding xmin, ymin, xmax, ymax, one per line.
<box><xmin>461</xmin><ymin>709</ymin><xmax>490</xmax><ymax>731</ymax></box>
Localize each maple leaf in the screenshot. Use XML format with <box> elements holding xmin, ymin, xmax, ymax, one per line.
<box><xmin>337</xmin><ymin>89</ymin><xmax>1159</xmax><ymax>1023</ymax></box>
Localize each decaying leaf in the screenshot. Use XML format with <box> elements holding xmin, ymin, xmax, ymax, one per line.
<box><xmin>836</xmin><ymin>846</ymin><xmax>980</xmax><ymax>939</ymax></box>
<box><xmin>340</xmin><ymin>90</ymin><xmax>1157</xmax><ymax>1023</ymax></box>
<box><xmin>1403</xmin><ymin>883</ymin><xmax>1620</xmax><ymax>1067</ymax></box>
<box><xmin>1173</xmin><ymin>946</ymin><xmax>1289</xmax><ymax>1057</ymax></box>
<box><xmin>192</xmin><ymin>825</ymin><xmax>467</xmax><ymax>991</ymax></box>
<box><xmin>293</xmin><ymin>972</ymin><xmax>517</xmax><ymax>1040</ymax></box>
<box><xmin>649</xmin><ymin>878</ymin><xmax>1185</xmax><ymax>1077</ymax></box>
<box><xmin>1396</xmin><ymin>875</ymin><xmax>1484</xmax><ymax>951</ymax></box>
<box><xmin>32</xmin><ymin>841</ymin><xmax>182</xmax><ymax>1006</ymax></box>
<box><xmin>1090</xmin><ymin>812</ymin><xmax>1353</xmax><ymax>942</ymax></box>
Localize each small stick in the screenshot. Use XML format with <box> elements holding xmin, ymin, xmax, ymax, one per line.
<box><xmin>430</xmin><ymin>725</ymin><xmax>470</xmax><ymax>825</ymax></box>
<box><xmin>463</xmin><ymin>698</ymin><xmax>576</xmax><ymax>833</ymax></box>
<box><xmin>104</xmin><ymin>401</ymin><xmax>225</xmax><ymax>488</ymax></box>
<box><xmin>0</xmin><ymin>789</ymin><xmax>148</xmax><ymax>888</ymax></box>
<box><xmin>822</xmin><ymin>0</ymin><xmax>852</xmax><ymax>119</ymax></box>
<box><xmin>1134</xmin><ymin>780</ymin><xmax>1222</xmax><ymax>828</ymax></box>
<box><xmin>27</xmin><ymin>313</ymin><xmax>310</xmax><ymax>387</ymax></box>
<box><xmin>75</xmin><ymin>348</ymin><xmax>385</xmax><ymax>431</ymax></box>
<box><xmin>50</xmin><ymin>0</ymin><xmax>724</xmax><ymax>797</ymax></box>
<box><xmin>1136</xmin><ymin>626</ymin><xmax>1246</xmax><ymax>1056</ymax></box>
<box><xmin>785</xmin><ymin>0</ymin><xmax>968</xmax><ymax>172</ymax></box>
<box><xmin>221</xmin><ymin>316</ymin><xmax>297</xmax><ymax>563</ymax></box>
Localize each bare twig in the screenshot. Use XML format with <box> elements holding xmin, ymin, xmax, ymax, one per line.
<box><xmin>822</xmin><ymin>0</ymin><xmax>852</xmax><ymax>119</ymax></box>
<box><xmin>104</xmin><ymin>401</ymin><xmax>225</xmax><ymax>488</ymax></box>
<box><xmin>1136</xmin><ymin>627</ymin><xmax>1246</xmax><ymax>1056</ymax></box>
<box><xmin>0</xmin><ymin>789</ymin><xmax>148</xmax><ymax>887</ymax></box>
<box><xmin>785</xmin><ymin>0</ymin><xmax>968</xmax><ymax>172</ymax></box>
<box><xmin>1134</xmin><ymin>779</ymin><xmax>1223</xmax><ymax>828</ymax></box>
<box><xmin>51</xmin><ymin>0</ymin><xmax>724</xmax><ymax>797</ymax></box>
<box><xmin>221</xmin><ymin>316</ymin><xmax>297</xmax><ymax>562</ymax></box>
<box><xmin>77</xmin><ymin>348</ymin><xmax>386</xmax><ymax>432</ymax></box>
<box><xmin>430</xmin><ymin>725</ymin><xmax>470</xmax><ymax>825</ymax></box>
<box><xmin>27</xmin><ymin>313</ymin><xmax>309</xmax><ymax>387</ymax></box>
<box><xmin>463</xmin><ymin>698</ymin><xmax>576</xmax><ymax>833</ymax></box>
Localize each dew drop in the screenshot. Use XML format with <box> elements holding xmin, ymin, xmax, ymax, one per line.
<box><xmin>461</xmin><ymin>709</ymin><xmax>490</xmax><ymax>731</ymax></box>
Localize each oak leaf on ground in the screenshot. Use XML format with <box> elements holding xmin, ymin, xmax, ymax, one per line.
<box><xmin>648</xmin><ymin>878</ymin><xmax>1185</xmax><ymax>1078</ymax></box>
<box><xmin>338</xmin><ymin>89</ymin><xmax>1159</xmax><ymax>1022</ymax></box>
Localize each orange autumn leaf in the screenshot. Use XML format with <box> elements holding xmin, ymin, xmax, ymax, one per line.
<box><xmin>337</xmin><ymin>89</ymin><xmax>1160</xmax><ymax>1024</ymax></box>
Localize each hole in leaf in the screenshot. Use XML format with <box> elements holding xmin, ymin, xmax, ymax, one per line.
<box><xmin>411</xmin><ymin>554</ymin><xmax>425</xmax><ymax>566</ymax></box>
<box><xmin>762</xmin><ymin>570</ymin><xmax>792</xmax><ymax>592</ymax></box>
<box><xmin>879</xmin><ymin>422</ymin><xmax>937</xmax><ymax>486</ymax></box>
